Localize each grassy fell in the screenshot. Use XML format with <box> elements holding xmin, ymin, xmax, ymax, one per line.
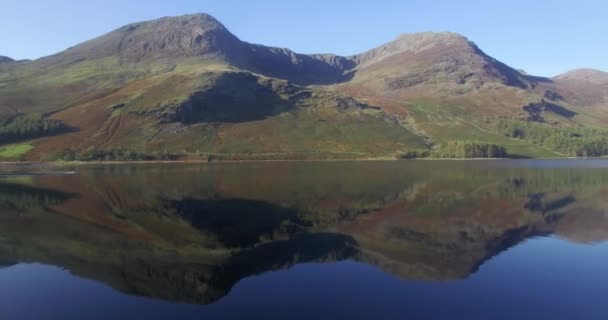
<box><xmin>1</xmin><ymin>31</ymin><xmax>604</xmax><ymax>161</ymax></box>
<box><xmin>0</xmin><ymin>143</ymin><xmax>33</xmax><ymax>159</ymax></box>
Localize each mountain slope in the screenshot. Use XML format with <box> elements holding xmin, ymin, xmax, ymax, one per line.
<box><xmin>0</xmin><ymin>14</ymin><xmax>349</xmax><ymax>117</ymax></box>
<box><xmin>349</xmin><ymin>32</ymin><xmax>531</xmax><ymax>91</ymax></box>
<box><xmin>552</xmin><ymin>69</ymin><xmax>608</xmax><ymax>108</ymax></box>
<box><xmin>0</xmin><ymin>14</ymin><xmax>427</xmax><ymax>160</ymax></box>
<box><xmin>0</xmin><ymin>13</ymin><xmax>607</xmax><ymax>161</ymax></box>
<box><xmin>27</xmin><ymin>70</ymin><xmax>426</xmax><ymax>160</ymax></box>
<box><xmin>0</xmin><ymin>56</ymin><xmax>13</xmax><ymax>64</ymax></box>
<box><xmin>330</xmin><ymin>33</ymin><xmax>578</xmax><ymax>156</ymax></box>
<box><xmin>40</xmin><ymin>13</ymin><xmax>351</xmax><ymax>85</ymax></box>
<box><xmin>338</xmin><ymin>32</ymin><xmax>537</xmax><ymax>113</ymax></box>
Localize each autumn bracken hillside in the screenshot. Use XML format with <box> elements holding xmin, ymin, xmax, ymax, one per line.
<box><xmin>1</xmin><ymin>14</ymin><xmax>607</xmax><ymax>161</ymax></box>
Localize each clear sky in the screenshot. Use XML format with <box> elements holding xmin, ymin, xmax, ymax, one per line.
<box><xmin>1</xmin><ymin>0</ymin><xmax>606</xmax><ymax>77</ymax></box>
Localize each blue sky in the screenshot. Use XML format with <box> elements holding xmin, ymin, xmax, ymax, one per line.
<box><xmin>1</xmin><ymin>0</ymin><xmax>606</xmax><ymax>76</ymax></box>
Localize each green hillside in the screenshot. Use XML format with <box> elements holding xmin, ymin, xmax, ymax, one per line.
<box><xmin>1</xmin><ymin>13</ymin><xmax>607</xmax><ymax>161</ymax></box>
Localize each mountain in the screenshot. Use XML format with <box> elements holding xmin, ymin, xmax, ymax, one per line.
<box><xmin>335</xmin><ymin>32</ymin><xmax>544</xmax><ymax>152</ymax></box>
<box><xmin>52</xmin><ymin>14</ymin><xmax>351</xmax><ymax>85</ymax></box>
<box><xmin>551</xmin><ymin>69</ymin><xmax>608</xmax><ymax>108</ymax></box>
<box><xmin>0</xmin><ymin>55</ymin><xmax>14</xmax><ymax>64</ymax></box>
<box><xmin>0</xmin><ymin>13</ymin><xmax>607</xmax><ymax>161</ymax></box>
<box><xmin>349</xmin><ymin>32</ymin><xmax>531</xmax><ymax>92</ymax></box>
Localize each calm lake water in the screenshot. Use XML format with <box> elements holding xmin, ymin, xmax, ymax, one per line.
<box><xmin>0</xmin><ymin>160</ymin><xmax>607</xmax><ymax>319</ymax></box>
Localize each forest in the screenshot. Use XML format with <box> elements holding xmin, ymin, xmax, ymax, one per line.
<box><xmin>56</xmin><ymin>148</ymin><xmax>181</xmax><ymax>161</ymax></box>
<box><xmin>0</xmin><ymin>113</ymin><xmax>68</xmax><ymax>144</ymax></box>
<box><xmin>400</xmin><ymin>141</ymin><xmax>508</xmax><ymax>159</ymax></box>
<box><xmin>496</xmin><ymin>119</ymin><xmax>608</xmax><ymax>157</ymax></box>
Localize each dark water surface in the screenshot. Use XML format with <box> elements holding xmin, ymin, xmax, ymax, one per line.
<box><xmin>0</xmin><ymin>160</ymin><xmax>607</xmax><ymax>319</ymax></box>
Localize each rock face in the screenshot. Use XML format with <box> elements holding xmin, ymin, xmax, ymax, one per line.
<box><xmin>56</xmin><ymin>14</ymin><xmax>244</xmax><ymax>63</ymax></box>
<box><xmin>353</xmin><ymin>32</ymin><xmax>470</xmax><ymax>66</ymax></box>
<box><xmin>17</xmin><ymin>13</ymin><xmax>600</xmax><ymax>91</ymax></box>
<box><xmin>37</xmin><ymin>15</ymin><xmax>536</xmax><ymax>88</ymax></box>
<box><xmin>50</xmin><ymin>13</ymin><xmax>352</xmax><ymax>85</ymax></box>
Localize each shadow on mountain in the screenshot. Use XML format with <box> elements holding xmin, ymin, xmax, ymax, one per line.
<box><xmin>524</xmin><ymin>74</ymin><xmax>554</xmax><ymax>84</ymax></box>
<box><xmin>168</xmin><ymin>72</ymin><xmax>298</xmax><ymax>124</ymax></box>
<box><xmin>165</xmin><ymin>71</ymin><xmax>366</xmax><ymax>125</ymax></box>
<box><xmin>523</xmin><ymin>100</ymin><xmax>577</xmax><ymax>122</ymax></box>
<box><xmin>468</xmin><ymin>45</ymin><xmax>531</xmax><ymax>89</ymax></box>
<box><xmin>244</xmin><ymin>48</ymin><xmax>358</xmax><ymax>85</ymax></box>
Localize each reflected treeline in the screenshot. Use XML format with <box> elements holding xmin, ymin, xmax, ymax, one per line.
<box><xmin>0</xmin><ymin>180</ymin><xmax>74</xmax><ymax>212</ymax></box>
<box><xmin>0</xmin><ymin>161</ymin><xmax>607</xmax><ymax>304</ymax></box>
<box><xmin>498</xmin><ymin>170</ymin><xmax>608</xmax><ymax>197</ymax></box>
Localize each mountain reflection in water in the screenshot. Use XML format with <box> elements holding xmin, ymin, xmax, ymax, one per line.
<box><xmin>0</xmin><ymin>160</ymin><xmax>608</xmax><ymax>305</ymax></box>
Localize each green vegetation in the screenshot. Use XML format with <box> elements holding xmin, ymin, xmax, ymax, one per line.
<box><xmin>399</xmin><ymin>150</ymin><xmax>432</xmax><ymax>159</ymax></box>
<box><xmin>55</xmin><ymin>150</ymin><xmax>386</xmax><ymax>162</ymax></box>
<box><xmin>1</xmin><ymin>13</ymin><xmax>607</xmax><ymax>161</ymax></box>
<box><xmin>497</xmin><ymin>119</ymin><xmax>608</xmax><ymax>157</ymax></box>
<box><xmin>404</xmin><ymin>101</ymin><xmax>561</xmax><ymax>159</ymax></box>
<box><xmin>0</xmin><ymin>143</ymin><xmax>33</xmax><ymax>159</ymax></box>
<box><xmin>203</xmin><ymin>152</ymin><xmax>373</xmax><ymax>161</ymax></box>
<box><xmin>399</xmin><ymin>141</ymin><xmax>507</xmax><ymax>159</ymax></box>
<box><xmin>56</xmin><ymin>148</ymin><xmax>181</xmax><ymax>161</ymax></box>
<box><xmin>437</xmin><ymin>141</ymin><xmax>508</xmax><ymax>158</ymax></box>
<box><xmin>0</xmin><ymin>114</ymin><xmax>68</xmax><ymax>144</ymax></box>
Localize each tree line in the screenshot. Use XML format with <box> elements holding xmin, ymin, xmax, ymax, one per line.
<box><xmin>400</xmin><ymin>141</ymin><xmax>508</xmax><ymax>159</ymax></box>
<box><xmin>496</xmin><ymin>119</ymin><xmax>608</xmax><ymax>157</ymax></box>
<box><xmin>0</xmin><ymin>113</ymin><xmax>68</xmax><ymax>144</ymax></box>
<box><xmin>57</xmin><ymin>148</ymin><xmax>181</xmax><ymax>162</ymax></box>
<box><xmin>438</xmin><ymin>141</ymin><xmax>508</xmax><ymax>158</ymax></box>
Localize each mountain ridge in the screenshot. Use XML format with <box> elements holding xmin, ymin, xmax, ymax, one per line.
<box><xmin>554</xmin><ymin>68</ymin><xmax>608</xmax><ymax>82</ymax></box>
<box><xmin>0</xmin><ymin>55</ymin><xmax>14</xmax><ymax>64</ymax></box>
<box><xmin>1</xmin><ymin>13</ymin><xmax>607</xmax><ymax>161</ymax></box>
<box><xmin>6</xmin><ymin>14</ymin><xmax>606</xmax><ymax>80</ymax></box>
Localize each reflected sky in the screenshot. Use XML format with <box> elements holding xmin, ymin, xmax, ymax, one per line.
<box><xmin>1</xmin><ymin>238</ymin><xmax>607</xmax><ymax>319</ymax></box>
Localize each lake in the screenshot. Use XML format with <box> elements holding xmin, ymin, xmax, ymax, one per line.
<box><xmin>0</xmin><ymin>160</ymin><xmax>607</xmax><ymax>319</ymax></box>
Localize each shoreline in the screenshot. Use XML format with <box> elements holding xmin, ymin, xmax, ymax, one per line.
<box><xmin>0</xmin><ymin>157</ymin><xmax>606</xmax><ymax>166</ymax></box>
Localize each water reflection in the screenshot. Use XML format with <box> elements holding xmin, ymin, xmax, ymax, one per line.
<box><xmin>0</xmin><ymin>161</ymin><xmax>607</xmax><ymax>304</ymax></box>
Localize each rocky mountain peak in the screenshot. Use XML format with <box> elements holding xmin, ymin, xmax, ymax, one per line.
<box><xmin>60</xmin><ymin>13</ymin><xmax>244</xmax><ymax>63</ymax></box>
<box><xmin>394</xmin><ymin>31</ymin><xmax>470</xmax><ymax>46</ymax></box>
<box><xmin>346</xmin><ymin>31</ymin><xmax>531</xmax><ymax>91</ymax></box>
<box><xmin>352</xmin><ymin>32</ymin><xmax>473</xmax><ymax>67</ymax></box>
<box><xmin>115</xmin><ymin>13</ymin><xmax>246</xmax><ymax>62</ymax></box>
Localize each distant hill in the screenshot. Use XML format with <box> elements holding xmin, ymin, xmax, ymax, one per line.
<box><xmin>0</xmin><ymin>13</ymin><xmax>607</xmax><ymax>161</ymax></box>
<box><xmin>549</xmin><ymin>69</ymin><xmax>608</xmax><ymax>109</ymax></box>
<box><xmin>0</xmin><ymin>55</ymin><xmax>14</xmax><ymax>64</ymax></box>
